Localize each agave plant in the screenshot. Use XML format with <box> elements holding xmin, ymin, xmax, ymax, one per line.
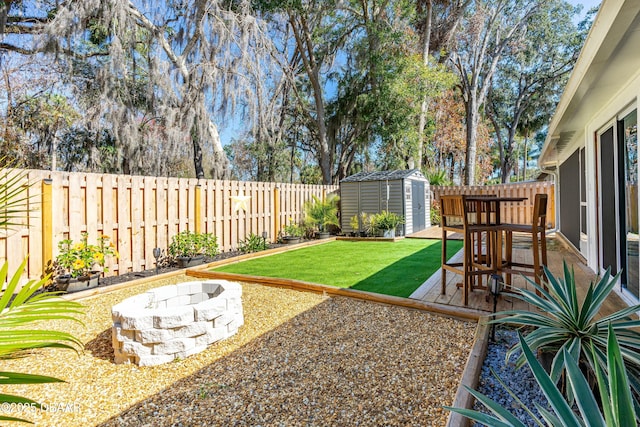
<box><xmin>445</xmin><ymin>324</ymin><xmax>637</xmax><ymax>426</ymax></box>
<box><xmin>0</xmin><ymin>163</ymin><xmax>84</xmax><ymax>423</ymax></box>
<box><xmin>493</xmin><ymin>261</ymin><xmax>640</xmax><ymax>406</ymax></box>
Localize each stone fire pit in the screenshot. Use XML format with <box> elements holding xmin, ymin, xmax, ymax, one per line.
<box><xmin>111</xmin><ymin>280</ymin><xmax>244</xmax><ymax>366</ymax></box>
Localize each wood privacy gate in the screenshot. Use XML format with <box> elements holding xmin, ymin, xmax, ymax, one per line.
<box><xmin>1</xmin><ymin>169</ymin><xmax>337</xmax><ymax>282</ymax></box>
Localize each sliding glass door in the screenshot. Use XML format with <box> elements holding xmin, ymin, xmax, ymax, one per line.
<box><xmin>622</xmin><ymin>109</ymin><xmax>638</xmax><ymax>298</ymax></box>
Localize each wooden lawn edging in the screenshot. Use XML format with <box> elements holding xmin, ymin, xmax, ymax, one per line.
<box><xmin>335</xmin><ymin>236</ymin><xmax>404</xmax><ymax>242</ymax></box>
<box><xmin>186</xmin><ymin>269</ymin><xmax>483</xmax><ymax>321</ymax></box>
<box><xmin>446</xmin><ymin>317</ymin><xmax>490</xmax><ymax>427</ymax></box>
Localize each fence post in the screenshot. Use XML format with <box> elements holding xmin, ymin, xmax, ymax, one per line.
<box><xmin>274</xmin><ymin>187</ymin><xmax>280</xmax><ymax>243</ymax></box>
<box><xmin>194</xmin><ymin>184</ymin><xmax>202</xmax><ymax>234</ymax></box>
<box><xmin>41</xmin><ymin>179</ymin><xmax>53</xmax><ymax>273</ymax></box>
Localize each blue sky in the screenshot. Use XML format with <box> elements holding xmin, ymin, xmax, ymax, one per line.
<box><xmin>569</xmin><ymin>0</ymin><xmax>602</xmax><ymax>17</ymax></box>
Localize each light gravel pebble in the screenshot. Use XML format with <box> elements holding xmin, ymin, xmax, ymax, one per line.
<box><xmin>473</xmin><ymin>327</ymin><xmax>550</xmax><ymax>426</ymax></box>
<box><xmin>1</xmin><ymin>275</ymin><xmax>476</xmax><ymax>426</ymax></box>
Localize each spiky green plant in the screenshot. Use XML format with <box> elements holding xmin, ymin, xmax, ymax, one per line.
<box><xmin>0</xmin><ymin>164</ymin><xmax>84</xmax><ymax>423</ymax></box>
<box><xmin>445</xmin><ymin>324</ymin><xmax>637</xmax><ymax>426</ymax></box>
<box><xmin>303</xmin><ymin>194</ymin><xmax>340</xmax><ymax>232</ymax></box>
<box><xmin>494</xmin><ymin>261</ymin><xmax>640</xmax><ymax>406</ymax></box>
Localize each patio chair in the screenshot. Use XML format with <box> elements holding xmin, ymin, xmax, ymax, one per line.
<box><xmin>501</xmin><ymin>193</ymin><xmax>549</xmax><ymax>294</ymax></box>
<box><xmin>440</xmin><ymin>195</ymin><xmax>498</xmax><ymax>306</ymax></box>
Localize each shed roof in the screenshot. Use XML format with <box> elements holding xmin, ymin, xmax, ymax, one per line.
<box><xmin>340</xmin><ymin>169</ymin><xmax>425</xmax><ymax>183</ymax></box>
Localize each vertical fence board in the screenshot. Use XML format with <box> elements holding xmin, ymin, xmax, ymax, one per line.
<box><xmin>156</xmin><ymin>178</ymin><xmax>169</xmax><ymax>252</ymax></box>
<box><xmin>86</xmin><ymin>174</ymin><xmax>99</xmax><ymax>240</ymax></box>
<box><xmin>101</xmin><ymin>174</ymin><xmax>116</xmax><ymax>275</ymax></box>
<box><xmin>2</xmin><ymin>169</ymin><xmax>339</xmax><ymax>282</ymax></box>
<box><xmin>130</xmin><ymin>176</ymin><xmax>144</xmax><ymax>272</ymax></box>
<box><xmin>432</xmin><ymin>182</ymin><xmax>555</xmax><ymax>228</ymax></box>
<box><xmin>143</xmin><ymin>177</ymin><xmax>156</xmax><ymax>270</ymax></box>
<box><xmin>68</xmin><ymin>173</ymin><xmax>83</xmax><ymax>240</ymax></box>
<box><xmin>29</xmin><ymin>172</ymin><xmax>45</xmax><ymax>279</ymax></box>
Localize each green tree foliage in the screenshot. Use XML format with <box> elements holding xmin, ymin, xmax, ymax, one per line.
<box><xmin>451</xmin><ymin>0</ymin><xmax>543</xmax><ymax>185</ymax></box>
<box><xmin>0</xmin><ymin>0</ymin><xmax>589</xmax><ymax>185</ymax></box>
<box><xmin>3</xmin><ymin>93</ymin><xmax>78</xmax><ymax>169</ymax></box>
<box><xmin>487</xmin><ymin>0</ymin><xmax>586</xmax><ymax>183</ymax></box>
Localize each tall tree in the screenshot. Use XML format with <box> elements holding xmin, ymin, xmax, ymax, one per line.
<box><xmin>486</xmin><ymin>0</ymin><xmax>585</xmax><ymax>182</ymax></box>
<box><xmin>412</xmin><ymin>0</ymin><xmax>471</xmax><ymax>169</ymax></box>
<box><xmin>450</xmin><ymin>0</ymin><xmax>541</xmax><ymax>185</ymax></box>
<box><xmin>1</xmin><ymin>0</ymin><xmax>275</xmax><ymax>178</ymax></box>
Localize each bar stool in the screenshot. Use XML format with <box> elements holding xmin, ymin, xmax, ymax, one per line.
<box><xmin>440</xmin><ymin>195</ymin><xmax>498</xmax><ymax>306</ymax></box>
<box><xmin>501</xmin><ymin>193</ymin><xmax>548</xmax><ymax>293</ymax></box>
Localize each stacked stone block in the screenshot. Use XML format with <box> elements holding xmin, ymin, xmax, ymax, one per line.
<box><xmin>111</xmin><ymin>280</ymin><xmax>243</xmax><ymax>366</ymax></box>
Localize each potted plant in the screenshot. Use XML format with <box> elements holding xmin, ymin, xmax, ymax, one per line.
<box><xmin>372</xmin><ymin>211</ymin><xmax>404</xmax><ymax>238</ymax></box>
<box><xmin>349</xmin><ymin>212</ymin><xmax>370</xmax><ymax>237</ymax></box>
<box><xmin>303</xmin><ymin>194</ymin><xmax>340</xmax><ymax>239</ymax></box>
<box><xmin>55</xmin><ymin>232</ymin><xmax>118</xmax><ymax>292</ymax></box>
<box><xmin>282</xmin><ymin>220</ymin><xmax>303</xmax><ymax>244</ymax></box>
<box><xmin>168</xmin><ymin>230</ymin><xmax>219</xmax><ymax>268</ymax></box>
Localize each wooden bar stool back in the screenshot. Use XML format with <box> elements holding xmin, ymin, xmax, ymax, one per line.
<box><xmin>502</xmin><ymin>193</ymin><xmax>548</xmax><ymax>292</ymax></box>
<box><xmin>440</xmin><ymin>195</ymin><xmax>497</xmax><ymax>306</ymax></box>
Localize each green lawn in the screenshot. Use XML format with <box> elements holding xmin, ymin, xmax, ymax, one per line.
<box><xmin>212</xmin><ymin>239</ymin><xmax>463</xmax><ymax>298</ymax></box>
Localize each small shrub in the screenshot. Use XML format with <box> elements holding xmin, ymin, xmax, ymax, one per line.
<box><xmin>371</xmin><ymin>211</ymin><xmax>404</xmax><ymax>231</ymax></box>
<box><xmin>430</xmin><ymin>203</ymin><xmax>441</xmax><ymax>225</ymax></box>
<box><xmin>56</xmin><ymin>232</ymin><xmax>118</xmax><ymax>278</ymax></box>
<box><xmin>494</xmin><ymin>262</ymin><xmax>640</xmax><ymax>409</ymax></box>
<box><xmin>282</xmin><ymin>220</ymin><xmax>303</xmax><ymax>237</ymax></box>
<box><xmin>238</xmin><ymin>233</ymin><xmax>268</xmax><ymax>253</ymax></box>
<box><xmin>168</xmin><ymin>230</ymin><xmax>219</xmax><ymax>259</ymax></box>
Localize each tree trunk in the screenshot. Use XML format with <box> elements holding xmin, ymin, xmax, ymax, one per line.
<box><xmin>464</xmin><ymin>95</ymin><xmax>478</xmax><ymax>185</ymax></box>
<box><xmin>413</xmin><ymin>0</ymin><xmax>433</xmax><ymax>170</ymax></box>
<box><xmin>192</xmin><ymin>138</ymin><xmax>205</xmax><ymax>179</ymax></box>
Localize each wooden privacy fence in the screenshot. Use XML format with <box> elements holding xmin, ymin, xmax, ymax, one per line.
<box><xmin>1</xmin><ymin>169</ymin><xmax>338</xmax><ymax>282</ymax></box>
<box><xmin>431</xmin><ymin>181</ymin><xmax>555</xmax><ymax>228</ymax></box>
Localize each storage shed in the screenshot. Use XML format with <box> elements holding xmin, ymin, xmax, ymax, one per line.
<box><xmin>340</xmin><ymin>169</ymin><xmax>430</xmax><ymax>236</ymax></box>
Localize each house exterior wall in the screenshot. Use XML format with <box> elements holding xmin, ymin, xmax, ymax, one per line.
<box><xmin>558</xmin><ymin>71</ymin><xmax>640</xmax><ymax>305</ymax></box>
<box><xmin>539</xmin><ymin>0</ymin><xmax>640</xmax><ymax>306</ymax></box>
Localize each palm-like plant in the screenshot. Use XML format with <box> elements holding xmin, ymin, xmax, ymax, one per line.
<box><xmin>494</xmin><ymin>262</ymin><xmax>640</xmax><ymax>406</ymax></box>
<box><xmin>303</xmin><ymin>194</ymin><xmax>340</xmax><ymax>233</ymax></box>
<box><xmin>446</xmin><ymin>324</ymin><xmax>637</xmax><ymax>426</ymax></box>
<box><xmin>0</xmin><ymin>164</ymin><xmax>84</xmax><ymax>423</ymax></box>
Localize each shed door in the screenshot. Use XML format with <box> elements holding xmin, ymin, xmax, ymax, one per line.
<box><xmin>411</xmin><ymin>181</ymin><xmax>425</xmax><ymax>232</ymax></box>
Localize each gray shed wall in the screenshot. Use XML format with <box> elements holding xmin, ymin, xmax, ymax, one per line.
<box><xmin>341</xmin><ymin>177</ymin><xmax>429</xmax><ymax>235</ymax></box>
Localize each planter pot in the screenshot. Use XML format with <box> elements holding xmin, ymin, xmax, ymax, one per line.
<box><xmin>316</xmin><ymin>231</ymin><xmax>331</xmax><ymax>239</ymax></box>
<box><xmin>283</xmin><ymin>236</ymin><xmax>301</xmax><ymax>245</ymax></box>
<box><xmin>382</xmin><ymin>228</ymin><xmax>396</xmax><ymax>238</ymax></box>
<box><xmin>176</xmin><ymin>255</ymin><xmax>205</xmax><ymax>268</ymax></box>
<box><xmin>55</xmin><ymin>272</ymin><xmax>100</xmax><ymax>293</ymax></box>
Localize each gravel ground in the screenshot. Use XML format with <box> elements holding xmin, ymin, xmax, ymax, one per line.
<box><xmin>473</xmin><ymin>327</ymin><xmax>550</xmax><ymax>426</ymax></box>
<box><xmin>3</xmin><ymin>275</ymin><xmax>476</xmax><ymax>426</ymax></box>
